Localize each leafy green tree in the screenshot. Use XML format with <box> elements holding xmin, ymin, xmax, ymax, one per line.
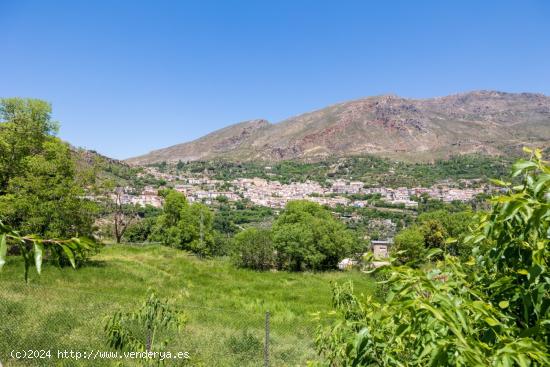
<box><xmin>151</xmin><ymin>190</ymin><xmax>188</xmax><ymax>246</ymax></box>
<box><xmin>0</xmin><ymin>98</ymin><xmax>97</xmax><ymax>239</ymax></box>
<box><xmin>392</xmin><ymin>211</ymin><xmax>475</xmax><ymax>265</ymax></box>
<box><xmin>418</xmin><ymin>210</ymin><xmax>475</xmax><ymax>259</ymax></box>
<box><xmin>0</xmin><ymin>138</ymin><xmax>97</xmax><ymax>238</ymax></box>
<box><xmin>178</xmin><ymin>202</ymin><xmax>215</xmax><ymax>256</ymax></box>
<box><xmin>467</xmin><ymin>147</ymin><xmax>550</xmax><ymax>347</ymax></box>
<box><xmin>153</xmin><ymin>190</ymin><xmax>216</xmax><ymax>256</ymax></box>
<box><xmin>272</xmin><ymin>200</ymin><xmax>359</xmax><ymax>271</ymax></box>
<box><xmin>160</xmin><ymin>189</ymin><xmax>188</xmax><ymax>227</ymax></box>
<box><xmin>0</xmin><ymin>98</ymin><xmax>58</xmax><ymax>192</ymax></box>
<box><xmin>391</xmin><ymin>226</ymin><xmax>425</xmax><ymax>265</ymax></box>
<box><xmin>211</xmin><ymin>230</ymin><xmax>232</xmax><ymax>256</ymax></box>
<box><xmin>232</xmin><ymin>228</ymin><xmax>274</xmax><ymax>270</ymax></box>
<box><xmin>421</xmin><ymin>219</ymin><xmax>448</xmax><ymax>252</ymax></box>
<box><xmin>417</xmin><ymin>210</ymin><xmax>472</xmax><ymax>239</ymax></box>
<box><xmin>213</xmin><ymin>210</ymin><xmax>239</xmax><ymax>235</ymax></box>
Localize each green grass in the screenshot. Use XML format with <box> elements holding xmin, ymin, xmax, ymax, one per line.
<box><xmin>0</xmin><ymin>244</ymin><xmax>375</xmax><ymax>366</ymax></box>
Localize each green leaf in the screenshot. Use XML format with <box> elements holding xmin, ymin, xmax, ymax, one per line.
<box><xmin>484</xmin><ymin>317</ymin><xmax>500</xmax><ymax>327</ymax></box>
<box><xmin>0</xmin><ymin>234</ymin><xmax>7</xmax><ymax>271</ymax></box>
<box><xmin>533</xmin><ymin>174</ymin><xmax>550</xmax><ymax>196</ymax></box>
<box><xmin>512</xmin><ymin>160</ymin><xmax>538</xmax><ymax>177</ymax></box>
<box><xmin>499</xmin><ymin>300</ymin><xmax>509</xmax><ymax>309</ymax></box>
<box><xmin>425</xmin><ymin>248</ymin><xmax>443</xmax><ymax>259</ymax></box>
<box><xmin>61</xmin><ymin>245</ymin><xmax>76</xmax><ymax>268</ymax></box>
<box><xmin>395</xmin><ymin>323</ymin><xmax>408</xmax><ymax>336</ymax></box>
<box><xmin>489</xmin><ymin>179</ymin><xmax>511</xmax><ymax>187</ymax></box>
<box><xmin>34</xmin><ymin>242</ymin><xmax>44</xmax><ymax>274</ymax></box>
<box><xmin>20</xmin><ymin>242</ymin><xmax>31</xmax><ymax>283</ymax></box>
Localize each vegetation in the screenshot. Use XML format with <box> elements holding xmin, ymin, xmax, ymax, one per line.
<box><xmin>213</xmin><ymin>200</ymin><xmax>274</xmax><ymax>234</ymax></box>
<box><xmin>272</xmin><ymin>201</ymin><xmax>361</xmax><ymax>271</ymax></box>
<box><xmin>157</xmin><ymin>154</ymin><xmax>512</xmax><ymax>188</ymax></box>
<box><xmin>0</xmin><ymin>244</ymin><xmax>375</xmax><ymax>366</ymax></box>
<box><xmin>314</xmin><ymin>150</ymin><xmax>550</xmax><ymax>366</ymax></box>
<box><xmin>105</xmin><ymin>292</ymin><xmax>186</xmax><ymax>356</ymax></box>
<box><xmin>0</xmin><ymin>98</ymin><xmax>97</xmax><ymax>239</ymax></box>
<box><xmin>231</xmin><ymin>227</ymin><xmax>274</xmax><ymax>270</ymax></box>
<box><xmin>0</xmin><ymin>220</ymin><xmax>96</xmax><ymax>282</ymax></box>
<box><xmin>2</xmin><ymin>98</ymin><xmax>546</xmax><ymax>365</ymax></box>
<box><xmin>391</xmin><ymin>226</ymin><xmax>426</xmax><ymax>264</ymax></box>
<box><xmin>152</xmin><ymin>190</ymin><xmax>217</xmax><ymax>257</ymax></box>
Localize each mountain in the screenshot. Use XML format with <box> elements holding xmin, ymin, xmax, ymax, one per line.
<box><xmin>126</xmin><ymin>91</ymin><xmax>550</xmax><ymax>165</ymax></box>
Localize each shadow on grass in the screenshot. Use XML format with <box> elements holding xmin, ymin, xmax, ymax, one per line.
<box><xmin>80</xmin><ymin>259</ymin><xmax>108</xmax><ymax>268</ymax></box>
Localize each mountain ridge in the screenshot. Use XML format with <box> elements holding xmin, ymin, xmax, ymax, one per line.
<box><xmin>126</xmin><ymin>90</ymin><xmax>550</xmax><ymax>165</ymax></box>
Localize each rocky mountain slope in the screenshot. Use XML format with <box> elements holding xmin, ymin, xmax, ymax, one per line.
<box><xmin>126</xmin><ymin>91</ymin><xmax>550</xmax><ymax>164</ymax></box>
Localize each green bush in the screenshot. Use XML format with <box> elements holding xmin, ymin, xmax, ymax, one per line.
<box><xmin>124</xmin><ymin>217</ymin><xmax>156</xmax><ymax>243</ymax></box>
<box><xmin>231</xmin><ymin>228</ymin><xmax>274</xmax><ymax>270</ymax></box>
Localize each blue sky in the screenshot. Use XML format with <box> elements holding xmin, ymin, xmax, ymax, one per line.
<box><xmin>1</xmin><ymin>0</ymin><xmax>549</xmax><ymax>159</ymax></box>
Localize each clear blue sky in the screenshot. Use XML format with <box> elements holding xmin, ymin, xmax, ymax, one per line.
<box><xmin>1</xmin><ymin>0</ymin><xmax>549</xmax><ymax>159</ymax></box>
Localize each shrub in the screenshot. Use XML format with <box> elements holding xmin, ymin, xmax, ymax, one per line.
<box><xmin>124</xmin><ymin>217</ymin><xmax>156</xmax><ymax>243</ymax></box>
<box><xmin>228</xmin><ymin>330</ymin><xmax>262</xmax><ymax>359</ymax></box>
<box><xmin>232</xmin><ymin>228</ymin><xmax>274</xmax><ymax>270</ymax></box>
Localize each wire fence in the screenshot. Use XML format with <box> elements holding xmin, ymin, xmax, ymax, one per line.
<box><xmin>0</xmin><ymin>282</ymin><xmax>321</xmax><ymax>366</ymax></box>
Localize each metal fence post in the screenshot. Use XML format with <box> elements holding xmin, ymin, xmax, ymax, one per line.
<box><xmin>264</xmin><ymin>311</ymin><xmax>270</xmax><ymax>367</ymax></box>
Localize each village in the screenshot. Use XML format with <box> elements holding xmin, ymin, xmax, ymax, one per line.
<box><xmin>118</xmin><ymin>166</ymin><xmax>490</xmax><ymax>210</ymax></box>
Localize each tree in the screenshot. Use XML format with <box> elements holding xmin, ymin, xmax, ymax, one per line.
<box><xmin>466</xmin><ymin>147</ymin><xmax>550</xmax><ymax>347</ymax></box>
<box><xmin>272</xmin><ymin>200</ymin><xmax>359</xmax><ymax>271</ymax></box>
<box><xmin>153</xmin><ymin>190</ymin><xmax>216</xmax><ymax>256</ymax></box>
<box><xmin>0</xmin><ymin>98</ymin><xmax>58</xmax><ymax>193</ymax></box>
<box><xmin>178</xmin><ymin>202</ymin><xmax>215</xmax><ymax>256</ymax></box>
<box><xmin>112</xmin><ymin>187</ymin><xmax>138</xmax><ymax>244</ymax></box>
<box><xmin>213</xmin><ymin>211</ymin><xmax>239</xmax><ymax>235</ymax></box>
<box><xmin>232</xmin><ymin>228</ymin><xmax>274</xmax><ymax>270</ymax></box>
<box><xmin>0</xmin><ymin>138</ymin><xmax>97</xmax><ymax>238</ymax></box>
<box><xmin>150</xmin><ymin>190</ymin><xmax>188</xmax><ymax>246</ymax></box>
<box><xmin>421</xmin><ymin>219</ymin><xmax>447</xmax><ymax>252</ymax></box>
<box><xmin>391</xmin><ymin>211</ymin><xmax>474</xmax><ymax>265</ymax></box>
<box><xmin>160</xmin><ymin>189</ymin><xmax>187</xmax><ymax>227</ymax></box>
<box><xmin>124</xmin><ymin>217</ymin><xmax>156</xmax><ymax>243</ymax></box>
<box><xmin>105</xmin><ymin>292</ymin><xmax>186</xmax><ymax>360</ymax></box>
<box><xmin>418</xmin><ymin>210</ymin><xmax>475</xmax><ymax>259</ymax></box>
<box><xmin>391</xmin><ymin>226</ymin><xmax>425</xmax><ymax>265</ymax></box>
<box><xmin>0</xmin><ymin>98</ymin><xmax>97</xmax><ymax>239</ymax></box>
<box><xmin>417</xmin><ymin>210</ymin><xmax>472</xmax><ymax>239</ymax></box>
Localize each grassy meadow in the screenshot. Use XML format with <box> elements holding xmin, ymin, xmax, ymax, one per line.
<box><xmin>0</xmin><ymin>244</ymin><xmax>376</xmax><ymax>366</ymax></box>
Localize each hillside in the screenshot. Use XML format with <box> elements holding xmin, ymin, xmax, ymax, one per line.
<box><xmin>126</xmin><ymin>91</ymin><xmax>550</xmax><ymax>165</ymax></box>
